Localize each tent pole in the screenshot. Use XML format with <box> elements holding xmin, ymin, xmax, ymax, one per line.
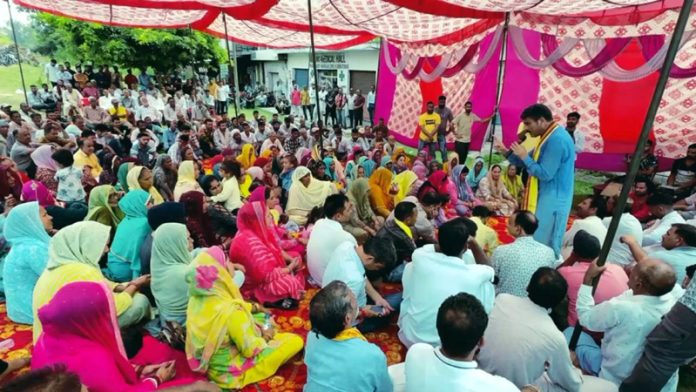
<box><xmin>221</xmin><ymin>11</ymin><xmax>239</xmax><ymax>118</ymax></box>
<box><xmin>307</xmin><ymin>0</ymin><xmax>323</xmax><ymax>152</ymax></box>
<box><xmin>7</xmin><ymin>0</ymin><xmax>28</xmax><ymax>104</ymax></box>
<box><xmin>569</xmin><ymin>0</ymin><xmax>694</xmax><ymax>350</ymax></box>
<box><xmin>486</xmin><ymin>12</ymin><xmax>509</xmax><ymax>168</ymax></box>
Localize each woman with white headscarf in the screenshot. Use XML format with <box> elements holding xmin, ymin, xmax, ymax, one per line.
<box><xmin>285</xmin><ymin>166</ymin><xmax>336</xmax><ymax>225</ymax></box>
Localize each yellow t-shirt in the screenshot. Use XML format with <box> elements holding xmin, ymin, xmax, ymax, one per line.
<box><xmin>418</xmin><ymin>112</ymin><xmax>441</xmax><ymax>142</ymax></box>
<box><xmin>107</xmin><ymin>106</ymin><xmax>128</xmax><ymax>120</ymax></box>
<box><xmin>471</xmin><ymin>216</ymin><xmax>500</xmax><ymax>256</ymax></box>
<box><xmin>73</xmin><ymin>149</ymin><xmax>104</xmax><ymax>178</ymax></box>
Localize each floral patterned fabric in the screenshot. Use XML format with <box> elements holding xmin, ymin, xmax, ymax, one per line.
<box><xmin>185</xmin><ymin>250</ymin><xmax>303</xmax><ymax>389</ymax></box>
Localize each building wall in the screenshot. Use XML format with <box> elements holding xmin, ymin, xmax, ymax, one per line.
<box><xmin>285</xmin><ymin>49</ymin><xmax>378</xmax><ymax>94</ymax></box>
<box><xmin>262</xmin><ymin>61</ymin><xmax>289</xmax><ymax>96</ymax></box>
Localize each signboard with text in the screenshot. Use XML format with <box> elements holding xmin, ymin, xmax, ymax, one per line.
<box><xmin>315</xmin><ymin>53</ymin><xmax>349</xmax><ymax>70</ymax></box>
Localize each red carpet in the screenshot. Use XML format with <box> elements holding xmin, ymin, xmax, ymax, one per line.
<box><xmin>0</xmin><ymin>217</ymin><xmax>522</xmax><ymax>390</ymax></box>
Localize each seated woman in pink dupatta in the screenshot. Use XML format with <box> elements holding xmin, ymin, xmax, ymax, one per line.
<box><xmin>248</xmin><ymin>185</ymin><xmax>306</xmax><ymax>255</ymax></box>
<box><xmin>229</xmin><ymin>201</ymin><xmax>305</xmax><ymax>309</ymax></box>
<box><xmin>32</xmin><ymin>281</ymin><xmax>213</xmax><ymax>392</ymax></box>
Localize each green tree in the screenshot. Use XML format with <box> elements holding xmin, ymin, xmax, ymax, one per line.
<box><xmin>31</xmin><ymin>13</ymin><xmax>225</xmax><ymax>73</ymax></box>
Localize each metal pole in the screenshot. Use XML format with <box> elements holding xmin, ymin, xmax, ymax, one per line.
<box><xmin>221</xmin><ymin>11</ymin><xmax>239</xmax><ymax>118</ymax></box>
<box><xmin>569</xmin><ymin>0</ymin><xmax>694</xmax><ymax>350</ymax></box>
<box><xmin>307</xmin><ymin>0</ymin><xmax>323</xmax><ymax>152</ymax></box>
<box><xmin>231</xmin><ymin>41</ymin><xmax>241</xmax><ymax>117</ymax></box>
<box><xmin>7</xmin><ymin>0</ymin><xmax>28</xmax><ymax>104</ymax></box>
<box><xmin>487</xmin><ymin>12</ymin><xmax>509</xmax><ymax>168</ymax></box>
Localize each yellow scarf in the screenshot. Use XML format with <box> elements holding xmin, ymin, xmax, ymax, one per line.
<box><xmin>333</xmin><ymin>327</ymin><xmax>367</xmax><ymax>342</ymax></box>
<box><xmin>523</xmin><ymin>122</ymin><xmax>559</xmax><ymax>214</ymax></box>
<box><xmin>395</xmin><ymin>218</ymin><xmax>413</xmax><ymax>239</ymax></box>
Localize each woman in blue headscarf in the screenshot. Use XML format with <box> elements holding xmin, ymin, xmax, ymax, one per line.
<box><xmin>359</xmin><ymin>156</ymin><xmax>376</xmax><ymax>178</ymax></box>
<box><xmin>451</xmin><ymin>164</ymin><xmax>480</xmax><ymax>217</ymax></box>
<box><xmin>380</xmin><ymin>156</ymin><xmax>393</xmax><ymax>171</ymax></box>
<box><xmin>466</xmin><ymin>156</ymin><xmax>487</xmax><ymax>193</ymax></box>
<box><xmin>104</xmin><ymin>190</ymin><xmax>151</xmax><ymax>282</ymax></box>
<box><xmin>3</xmin><ymin>202</ymin><xmax>53</xmax><ymax>324</ymax></box>
<box><xmin>323</xmin><ymin>156</ymin><xmax>337</xmax><ymax>181</ymax></box>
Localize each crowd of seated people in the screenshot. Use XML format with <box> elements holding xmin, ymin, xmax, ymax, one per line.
<box><xmin>1</xmin><ymin>72</ymin><xmax>696</xmax><ymax>392</ymax></box>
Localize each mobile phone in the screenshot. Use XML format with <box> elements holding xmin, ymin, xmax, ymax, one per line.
<box><xmin>371</xmin><ymin>305</ymin><xmax>384</xmax><ymax>315</ymax></box>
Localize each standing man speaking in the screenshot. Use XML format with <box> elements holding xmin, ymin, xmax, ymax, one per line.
<box><xmin>496</xmin><ymin>104</ymin><xmax>575</xmax><ymax>257</ymax></box>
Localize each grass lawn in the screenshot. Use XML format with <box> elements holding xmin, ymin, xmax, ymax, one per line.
<box><xmin>0</xmin><ymin>63</ymin><xmax>45</xmax><ymax>109</ymax></box>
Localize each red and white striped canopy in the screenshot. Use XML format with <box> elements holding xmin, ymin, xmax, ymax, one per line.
<box><xmin>14</xmin><ymin>0</ymin><xmax>688</xmax><ymax>48</ymax></box>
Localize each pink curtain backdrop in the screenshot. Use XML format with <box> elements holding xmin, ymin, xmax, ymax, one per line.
<box><xmin>466</xmin><ymin>32</ymin><xmax>501</xmax><ymax>152</ymax></box>
<box><xmin>499</xmin><ymin>29</ymin><xmax>541</xmax><ymax>146</ymax></box>
<box><xmin>377</xmin><ymin>26</ymin><xmax>696</xmax><ymax>166</ymax></box>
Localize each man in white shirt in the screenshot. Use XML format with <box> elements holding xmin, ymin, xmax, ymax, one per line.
<box><xmin>260</xmin><ymin>132</ymin><xmax>285</xmax><ymax>156</ymax></box>
<box><xmin>307</xmin><ymin>194</ymin><xmax>359</xmax><ymax>285</ymax></box>
<box><xmin>216</xmin><ymin>80</ymin><xmax>230</xmax><ymax>115</ymax></box>
<box><xmin>45</xmin><ymin>59</ymin><xmax>60</xmax><ymax>86</ymax></box>
<box><xmin>622</xmin><ymin>223</ymin><xmax>696</xmax><ymax>283</ymax></box>
<box><xmin>367</xmin><ymin>85</ymin><xmax>376</xmax><ymax>126</ymax></box>
<box><xmin>643</xmin><ymin>191</ymin><xmax>686</xmax><ymax>246</ymax></box>
<box><xmin>239</xmin><ymin>122</ymin><xmax>256</xmax><ymax>146</ymax></box>
<box><xmin>604</xmin><ymin>198</ymin><xmax>643</xmax><ymax>267</ymax></box>
<box><xmin>391</xmin><ymin>293</ymin><xmax>518</xmax><ymax>392</ymax></box>
<box><xmin>348</xmin><ymin>128</ymin><xmax>370</xmax><ymax>152</ymax></box>
<box><xmin>322</xmin><ymin>234</ymin><xmax>398</xmax><ymax>333</ymax></box>
<box><xmin>61</xmin><ymin>83</ymin><xmax>83</xmax><ymax>116</ymax></box>
<box><xmin>478</xmin><ymin>268</ymin><xmax>616</xmax><ymax>391</ymax></box>
<box><xmin>346</xmin><ymin>88</ymin><xmax>356</xmax><ymax>129</ymax></box>
<box><xmin>492</xmin><ymin>210</ymin><xmax>556</xmax><ymax>297</ymax></box>
<box><xmin>566</xmin><ymin>112</ymin><xmax>585</xmax><ymax>155</ymax></box>
<box><xmin>317</xmin><ymin>87</ymin><xmax>328</xmax><ymax>122</ymax></box>
<box><xmin>561</xmin><ymin>196</ymin><xmax>609</xmax><ymax>259</ymax></box>
<box><xmin>573</xmin><ymin>258</ymin><xmax>679</xmax><ymax>390</ymax></box>
<box><xmin>213</xmin><ymin>120</ymin><xmax>232</xmax><ymax>150</ymax></box>
<box><xmin>136</xmin><ymin>98</ymin><xmax>162</xmax><ymax>123</ymax></box>
<box><xmin>331</xmin><ymin>128</ymin><xmax>351</xmax><ymax>157</ymax></box>
<box><xmin>398</xmin><ymin>218</ymin><xmax>495</xmax><ymax>348</ymax></box>
<box><xmin>163</xmin><ymin>97</ymin><xmax>185</xmax><ymax>123</ymax></box>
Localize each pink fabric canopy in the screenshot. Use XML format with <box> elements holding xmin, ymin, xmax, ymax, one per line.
<box><xmin>13</xmin><ymin>0</ymin><xmax>686</xmax><ymax>49</ymax></box>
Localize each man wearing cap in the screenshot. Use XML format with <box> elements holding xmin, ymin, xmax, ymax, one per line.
<box><xmin>254</xmin><ymin>119</ymin><xmax>270</xmax><ymax>150</ymax></box>
<box><xmin>84</xmin><ymin>97</ymin><xmax>110</xmax><ymax>126</ymax></box>
<box><xmin>107</xmin><ymin>99</ymin><xmax>128</xmax><ymax>122</ymax></box>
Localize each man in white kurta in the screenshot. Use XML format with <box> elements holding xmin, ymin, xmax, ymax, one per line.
<box><xmin>398</xmin><ymin>219</ymin><xmax>495</xmax><ymax>348</ymax></box>
<box><xmin>478</xmin><ymin>267</ymin><xmax>618</xmax><ymax>392</ymax></box>
<box><xmin>561</xmin><ymin>196</ymin><xmax>609</xmax><ymax>259</ymax></box>
<box><xmin>575</xmin><ymin>259</ymin><xmax>680</xmax><ymax>391</ymax></box>
<box><xmin>643</xmin><ymin>192</ymin><xmax>685</xmax><ymax>246</ymax></box>
<box><xmin>307</xmin><ymin>195</ymin><xmax>357</xmax><ymax>285</ymax></box>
